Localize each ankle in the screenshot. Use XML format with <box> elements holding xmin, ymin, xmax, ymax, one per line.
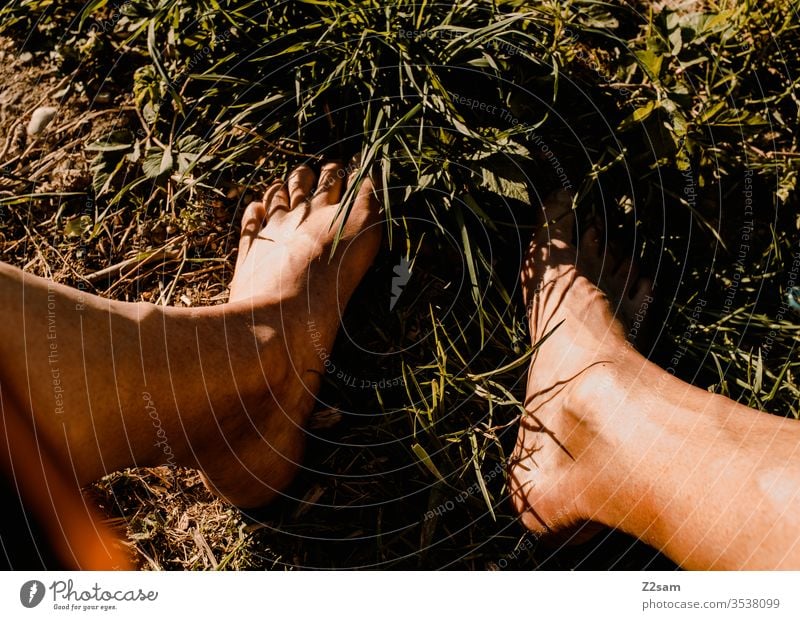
<box><xmin>563</xmin><ymin>347</ymin><xmax>652</xmax><ymax>524</ymax></box>
<box><xmin>242</xmin><ymin>296</ymin><xmax>329</xmax><ymax>414</ymax></box>
<box><xmin>567</xmin><ymin>343</ymin><xmax>651</xmax><ymax>419</ymax></box>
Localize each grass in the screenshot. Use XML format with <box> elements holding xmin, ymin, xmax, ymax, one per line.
<box><xmin>0</xmin><ymin>0</ymin><xmax>798</xmax><ymax>569</ymax></box>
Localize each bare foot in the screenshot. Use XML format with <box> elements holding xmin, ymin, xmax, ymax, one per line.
<box><xmin>508</xmin><ymin>190</ymin><xmax>652</xmax><ymax>539</ymax></box>
<box><xmin>0</xmin><ymin>162</ymin><xmax>380</xmax><ymax>510</ymax></box>
<box><xmin>199</xmin><ymin>162</ymin><xmax>381</xmax><ymax>507</ymax></box>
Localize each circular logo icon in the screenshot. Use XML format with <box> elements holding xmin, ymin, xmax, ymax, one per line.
<box><xmin>20</xmin><ymin>580</ymin><xmax>45</xmax><ymax>608</ymax></box>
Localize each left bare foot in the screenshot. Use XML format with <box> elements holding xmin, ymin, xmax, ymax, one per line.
<box><xmin>198</xmin><ymin>162</ymin><xmax>381</xmax><ymax>507</ymax></box>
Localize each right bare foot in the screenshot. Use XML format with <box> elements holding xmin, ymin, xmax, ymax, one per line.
<box><xmin>509</xmin><ymin>190</ymin><xmax>652</xmax><ymax>539</ymax></box>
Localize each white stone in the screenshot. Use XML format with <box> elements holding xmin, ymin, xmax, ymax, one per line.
<box><xmin>27</xmin><ymin>106</ymin><xmax>58</xmax><ymax>136</ymax></box>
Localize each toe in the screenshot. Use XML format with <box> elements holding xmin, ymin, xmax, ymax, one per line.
<box><xmin>237</xmin><ymin>201</ymin><xmax>266</xmax><ymax>266</ymax></box>
<box><xmin>315</xmin><ymin>161</ymin><xmax>345</xmax><ymax>204</ymax></box>
<box><xmin>264</xmin><ymin>180</ymin><xmax>290</xmax><ymax>218</ymax></box>
<box><xmin>350</xmin><ymin>170</ymin><xmax>377</xmax><ymax>204</ymax></box>
<box><xmin>240</xmin><ymin>200</ymin><xmax>266</xmax><ymax>237</ymax></box>
<box><xmin>287</xmin><ymin>164</ymin><xmax>316</xmax><ymax>209</ymax></box>
<box><xmin>522</xmin><ymin>190</ymin><xmax>577</xmax><ymax>293</ymax></box>
<box><xmin>537</xmin><ymin>190</ymin><xmax>575</xmax><ymax>244</ymax></box>
<box><xmin>343</xmin><ymin>162</ymin><xmax>381</xmax><ymax>228</ymax></box>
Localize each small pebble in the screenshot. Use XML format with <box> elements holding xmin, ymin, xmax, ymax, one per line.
<box><xmin>18</xmin><ymin>51</ymin><xmax>33</xmax><ymax>64</ymax></box>
<box><xmin>27</xmin><ymin>106</ymin><xmax>58</xmax><ymax>136</ymax></box>
<box><xmin>53</xmin><ymin>85</ymin><xmax>71</xmax><ymax>100</ymax></box>
<box><xmin>786</xmin><ymin>286</ymin><xmax>800</xmax><ymax>315</ymax></box>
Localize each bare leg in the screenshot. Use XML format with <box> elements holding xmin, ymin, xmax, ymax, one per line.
<box><xmin>0</xmin><ymin>163</ymin><xmax>380</xmax><ymax>508</ymax></box>
<box><xmin>510</xmin><ymin>191</ymin><xmax>800</xmax><ymax>569</ymax></box>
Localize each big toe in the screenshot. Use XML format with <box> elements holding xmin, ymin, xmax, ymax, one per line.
<box><xmin>521</xmin><ymin>190</ymin><xmax>577</xmax><ymax>302</ymax></box>
<box><xmin>338</xmin><ymin>163</ymin><xmax>381</xmax><ymax>236</ymax></box>
<box><xmin>536</xmin><ymin>190</ymin><xmax>575</xmax><ymax>244</ymax></box>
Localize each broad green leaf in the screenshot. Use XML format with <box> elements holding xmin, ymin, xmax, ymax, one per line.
<box><xmin>85</xmin><ymin>140</ymin><xmax>133</xmax><ymax>153</ymax></box>
<box><xmin>618</xmin><ymin>99</ymin><xmax>659</xmax><ymax>132</ymax></box>
<box><xmin>64</xmin><ymin>215</ymin><xmax>92</xmax><ymax>238</ymax></box>
<box><xmin>480</xmin><ymin>167</ymin><xmax>529</xmax><ymax>203</ymax></box>
<box><xmin>634</xmin><ymin>49</ymin><xmax>663</xmax><ymax>82</ymax></box>
<box><xmin>142</xmin><ymin>146</ymin><xmax>173</xmax><ymax>179</ymax></box>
